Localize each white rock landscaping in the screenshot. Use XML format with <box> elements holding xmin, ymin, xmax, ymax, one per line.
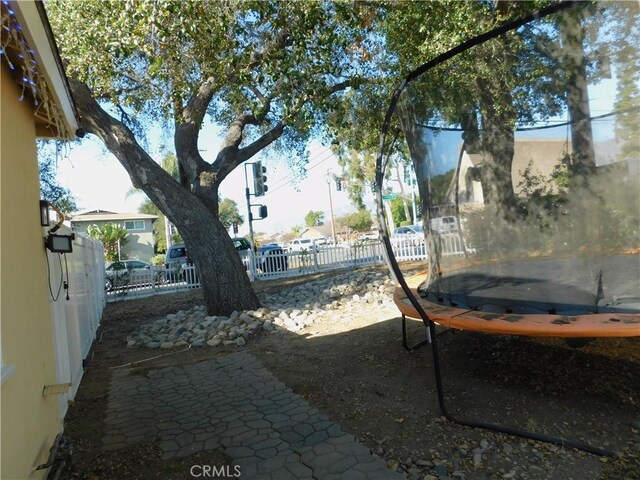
<box><xmin>126</xmin><ymin>268</ymin><xmax>400</xmax><ymax>349</ymax></box>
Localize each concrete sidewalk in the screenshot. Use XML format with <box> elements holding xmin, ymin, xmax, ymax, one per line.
<box><xmin>104</xmin><ymin>352</ymin><xmax>403</xmax><ymax>480</ymax></box>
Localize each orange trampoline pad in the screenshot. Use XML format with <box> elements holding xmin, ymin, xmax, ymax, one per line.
<box><xmin>395</xmin><ymin>272</ymin><xmax>640</xmax><ymax>338</ymax></box>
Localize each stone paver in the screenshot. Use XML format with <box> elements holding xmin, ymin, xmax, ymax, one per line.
<box><xmin>105</xmin><ymin>352</ymin><xmax>402</xmax><ymax>479</ymax></box>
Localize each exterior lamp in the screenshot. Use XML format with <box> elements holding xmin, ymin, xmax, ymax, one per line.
<box><xmin>41</xmin><ymin>201</ymin><xmax>74</xmax><ymax>253</ymax></box>
<box><xmin>45</xmin><ymin>234</ymin><xmax>74</xmax><ymax>253</ymax></box>
<box><xmin>39</xmin><ymin>200</ymin><xmax>50</xmax><ymax>226</ymax></box>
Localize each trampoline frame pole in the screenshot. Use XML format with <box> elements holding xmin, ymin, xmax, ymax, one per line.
<box><xmin>401</xmin><ymin>313</ymin><xmax>431</xmax><ymax>351</ymax></box>
<box><xmin>424</xmin><ymin>317</ymin><xmax>616</xmax><ymax>458</ymax></box>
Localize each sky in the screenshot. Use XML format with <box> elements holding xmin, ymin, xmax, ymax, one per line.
<box><xmin>55</xmin><ymin>124</ymin><xmax>373</xmax><ymax>237</ymax></box>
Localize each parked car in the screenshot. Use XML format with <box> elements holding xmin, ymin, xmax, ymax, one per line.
<box><xmin>288</xmin><ymin>238</ymin><xmax>319</xmax><ymax>253</ymax></box>
<box><xmin>105</xmin><ymin>260</ymin><xmax>155</xmax><ymax>291</ymax></box>
<box><xmin>358</xmin><ymin>232</ymin><xmax>379</xmax><ymax>242</ymax></box>
<box><xmin>392</xmin><ymin>225</ymin><xmax>424</xmax><ymax>237</ymax></box>
<box><xmin>167</xmin><ymin>238</ymin><xmax>287</xmax><ymax>284</ymax></box>
<box><xmin>165</xmin><ymin>237</ymin><xmax>253</xmax><ymax>282</ymax></box>
<box><xmin>256</xmin><ymin>243</ymin><xmax>288</xmax><ymax>273</ymax></box>
<box><xmin>391</xmin><ymin>224</ymin><xmax>425</xmax><ymax>247</ymax></box>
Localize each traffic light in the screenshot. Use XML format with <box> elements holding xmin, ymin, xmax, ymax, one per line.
<box><xmin>253</xmin><ymin>161</ymin><xmax>268</xmax><ymax>196</ymax></box>
<box><xmin>259</xmin><ymin>205</ymin><xmax>268</xmax><ymax>219</ymax></box>
<box><xmin>233</xmin><ymin>222</ymin><xmax>239</xmax><ymax>234</ymax></box>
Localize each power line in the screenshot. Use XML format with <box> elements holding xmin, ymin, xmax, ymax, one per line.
<box><xmin>269</xmin><ymin>150</ymin><xmax>336</xmax><ymax>194</ymax></box>
<box><xmin>268</xmin><ymin>145</ymin><xmax>333</xmax><ymax>189</ymax></box>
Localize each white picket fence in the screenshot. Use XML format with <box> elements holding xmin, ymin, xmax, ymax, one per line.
<box><xmin>47</xmin><ymin>231</ymin><xmax>105</xmax><ymax>419</ymax></box>
<box><xmin>105</xmin><ymin>234</ymin><xmax>465</xmax><ymax>302</ymax></box>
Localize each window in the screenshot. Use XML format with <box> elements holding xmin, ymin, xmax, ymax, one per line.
<box><xmin>124</xmin><ymin>220</ymin><xmax>145</xmax><ymax>231</ymax></box>
<box><xmin>107</xmin><ymin>262</ymin><xmax>126</xmax><ymax>271</ymax></box>
<box><xmin>169</xmin><ymin>247</ymin><xmax>186</xmax><ymax>259</ymax></box>
<box><xmin>127</xmin><ymin>261</ymin><xmax>148</xmax><ymax>269</ymax></box>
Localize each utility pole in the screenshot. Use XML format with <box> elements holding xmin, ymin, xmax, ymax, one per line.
<box><xmin>326</xmin><ymin>172</ymin><xmax>337</xmax><ymax>245</ymax></box>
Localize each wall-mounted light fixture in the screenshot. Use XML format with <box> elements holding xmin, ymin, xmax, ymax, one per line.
<box><xmin>39</xmin><ymin>200</ymin><xmax>50</xmax><ymax>226</ymax></box>
<box><xmin>41</xmin><ymin>201</ymin><xmax>74</xmax><ymax>253</ymax></box>
<box><xmin>45</xmin><ymin>234</ymin><xmax>74</xmax><ymax>253</ymax></box>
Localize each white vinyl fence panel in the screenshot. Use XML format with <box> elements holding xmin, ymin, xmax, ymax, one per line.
<box><xmin>105</xmin><ymin>239</ymin><xmax>432</xmax><ymax>302</ymax></box>
<box><xmin>48</xmin><ymin>233</ymin><xmax>105</xmax><ymax>419</ymax></box>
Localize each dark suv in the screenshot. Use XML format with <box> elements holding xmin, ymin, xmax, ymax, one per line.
<box><xmin>256</xmin><ymin>243</ymin><xmax>288</xmax><ymax>273</ymax></box>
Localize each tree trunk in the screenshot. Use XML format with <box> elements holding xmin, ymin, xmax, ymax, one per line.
<box><xmin>560</xmin><ymin>12</ymin><xmax>596</xmax><ymax>173</ymax></box>
<box><xmin>479</xmin><ymin>113</ymin><xmax>516</xmax><ymax>210</ymax></box>
<box><xmin>69</xmin><ymin>78</ymin><xmax>260</xmax><ymax>315</ymax></box>
<box><xmin>176</xmin><ymin>202</ymin><xmax>260</xmax><ymax>314</ymax></box>
<box><xmin>477</xmin><ymin>77</ymin><xmax>518</xmax><ymax>219</ymax></box>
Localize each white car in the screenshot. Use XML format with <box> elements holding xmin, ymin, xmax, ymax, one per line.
<box><xmin>288</xmin><ymin>238</ymin><xmax>318</xmax><ymax>253</ymax></box>
<box><xmin>358</xmin><ymin>232</ymin><xmax>379</xmax><ymax>242</ymax></box>
<box><xmin>392</xmin><ymin>224</ymin><xmax>424</xmax><ymax>237</ymax></box>
<box><xmin>391</xmin><ymin>225</ymin><xmax>425</xmax><ymax>246</ymax></box>
<box><xmin>105</xmin><ymin>260</ymin><xmax>156</xmax><ymax>291</ymax></box>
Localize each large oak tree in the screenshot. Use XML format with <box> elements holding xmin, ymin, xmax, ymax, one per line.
<box><xmin>48</xmin><ymin>0</ymin><xmax>372</xmax><ymax>314</ymax></box>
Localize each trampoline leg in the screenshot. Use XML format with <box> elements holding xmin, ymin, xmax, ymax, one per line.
<box><xmin>402</xmin><ymin>314</ymin><xmax>431</xmax><ymax>351</ymax></box>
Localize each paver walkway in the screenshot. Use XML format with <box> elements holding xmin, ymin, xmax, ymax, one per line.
<box><xmin>104</xmin><ymin>352</ymin><xmax>403</xmax><ymax>480</ymax></box>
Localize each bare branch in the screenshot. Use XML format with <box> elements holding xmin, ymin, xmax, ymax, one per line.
<box><xmin>236</xmin><ymin>120</ymin><xmax>286</xmax><ymax>164</ymax></box>
<box><xmin>220</xmin><ymin>113</ymin><xmax>262</xmax><ymax>152</ymax></box>
<box><xmin>174</xmin><ymin>76</ymin><xmax>217</xmax><ymax>182</ymax></box>
<box><xmin>211</xmin><ymin>77</ymin><xmax>358</xmax><ymax>181</ymax></box>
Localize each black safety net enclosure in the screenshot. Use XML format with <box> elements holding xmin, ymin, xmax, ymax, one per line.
<box><xmin>381</xmin><ymin>1</ymin><xmax>639</xmax><ymax>322</ymax></box>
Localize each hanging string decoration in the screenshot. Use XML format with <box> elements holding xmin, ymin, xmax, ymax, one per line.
<box><xmin>1</xmin><ymin>0</ymin><xmax>73</xmax><ymax>140</ymax></box>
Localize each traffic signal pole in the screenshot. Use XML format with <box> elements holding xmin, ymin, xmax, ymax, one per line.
<box><xmin>244</xmin><ymin>166</ymin><xmax>257</xmax><ymax>277</ymax></box>
<box><xmin>244</xmin><ymin>161</ymin><xmax>268</xmax><ymax>266</ymax></box>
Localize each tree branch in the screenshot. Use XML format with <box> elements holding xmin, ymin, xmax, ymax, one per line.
<box><xmin>246</xmin><ymin>85</ymin><xmax>272</xmax><ymax>119</ymax></box>
<box><xmin>237</xmin><ymin>120</ymin><xmax>286</xmax><ymax>163</ymax></box>
<box><xmin>69</xmin><ymin>77</ymin><xmax>191</xmax><ymax>226</ymax></box>
<box><xmin>246</xmin><ymin>28</ymin><xmax>290</xmax><ymax>70</ymax></box>
<box><xmin>211</xmin><ymin>78</ymin><xmax>357</xmax><ymax>182</ymax></box>
<box><xmin>219</xmin><ymin>113</ymin><xmax>262</xmax><ymax>151</ymax></box>
<box><xmin>174</xmin><ymin>76</ymin><xmax>217</xmax><ymax>183</ymax></box>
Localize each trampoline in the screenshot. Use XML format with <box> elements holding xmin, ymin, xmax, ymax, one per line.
<box><xmin>396</xmin><ymin>252</ymin><xmax>640</xmax><ymax>337</ymax></box>
<box><xmin>375</xmin><ymin>1</ymin><xmax>640</xmax><ymax>457</ymax></box>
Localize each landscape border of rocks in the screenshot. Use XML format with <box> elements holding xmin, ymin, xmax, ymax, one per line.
<box><xmin>126</xmin><ymin>268</ymin><xmax>401</xmax><ymax>350</ymax></box>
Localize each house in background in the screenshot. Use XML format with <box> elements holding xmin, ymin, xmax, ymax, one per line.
<box><xmin>299</xmin><ymin>224</ymin><xmax>334</xmax><ymax>243</ymax></box>
<box><xmin>1</xmin><ymin>2</ymin><xmax>104</xmax><ymax>479</ymax></box>
<box><xmin>70</xmin><ymin>210</ymin><xmax>158</xmax><ymax>261</ymax></box>
<box><xmin>457</xmin><ymin>138</ymin><xmax>571</xmax><ymax>207</ymax></box>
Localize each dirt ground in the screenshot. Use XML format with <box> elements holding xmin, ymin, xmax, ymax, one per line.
<box><xmin>60</xmin><ymin>267</ymin><xmax>640</xmax><ymax>480</ymax></box>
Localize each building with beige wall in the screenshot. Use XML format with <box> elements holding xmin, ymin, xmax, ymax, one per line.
<box><xmin>70</xmin><ymin>211</ymin><xmax>158</xmax><ymax>262</ymax></box>
<box><xmin>457</xmin><ymin>138</ymin><xmax>572</xmax><ymax>207</ymax></box>
<box><xmin>0</xmin><ymin>2</ymin><xmax>97</xmax><ymax>478</ymax></box>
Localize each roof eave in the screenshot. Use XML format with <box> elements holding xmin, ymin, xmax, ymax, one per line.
<box><xmin>11</xmin><ymin>0</ymin><xmax>78</xmax><ymax>139</ymax></box>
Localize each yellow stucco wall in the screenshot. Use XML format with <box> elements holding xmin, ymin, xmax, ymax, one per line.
<box><xmin>1</xmin><ymin>64</ymin><xmax>62</xmax><ymax>479</ymax></box>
